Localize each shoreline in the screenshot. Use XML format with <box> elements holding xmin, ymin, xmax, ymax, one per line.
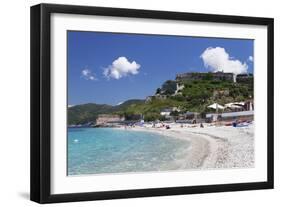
<box><xmin>119</xmin><ymin>123</ymin><xmax>254</xmax><ymax>170</ymax></box>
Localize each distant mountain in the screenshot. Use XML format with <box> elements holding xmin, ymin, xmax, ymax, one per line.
<box><xmin>68</xmin><ymin>99</ymin><xmax>145</xmax><ymax>125</ymax></box>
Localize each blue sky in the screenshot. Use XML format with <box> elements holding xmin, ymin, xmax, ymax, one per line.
<box><xmin>68</xmin><ymin>31</ymin><xmax>253</xmax><ymax>106</ymax></box>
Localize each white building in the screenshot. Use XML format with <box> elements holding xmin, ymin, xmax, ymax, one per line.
<box><xmin>160</xmin><ymin>108</ymin><xmax>172</xmax><ymax>116</ymax></box>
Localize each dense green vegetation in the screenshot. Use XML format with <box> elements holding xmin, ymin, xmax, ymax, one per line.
<box><xmin>122</xmin><ymin>98</ymin><xmax>183</xmax><ymax>122</ymax></box>
<box><xmin>159</xmin><ymin>80</ymin><xmax>177</xmax><ymax>95</ymax></box>
<box><xmin>177</xmin><ymin>78</ymin><xmax>253</xmax><ymax>113</ymax></box>
<box><xmin>68</xmin><ymin>74</ymin><xmax>253</xmax><ymax>124</ymax></box>
<box><xmin>68</xmin><ymin>100</ymin><xmax>144</xmax><ymax>125</ymax></box>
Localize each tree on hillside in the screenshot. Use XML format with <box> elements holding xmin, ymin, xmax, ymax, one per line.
<box><xmin>156</xmin><ymin>88</ymin><xmax>161</xmax><ymax>94</ymax></box>
<box><xmin>161</xmin><ymin>80</ymin><xmax>177</xmax><ymax>95</ymax></box>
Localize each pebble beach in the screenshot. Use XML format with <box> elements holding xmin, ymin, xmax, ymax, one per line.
<box><xmin>128</xmin><ymin>123</ymin><xmax>254</xmax><ymax>170</ymax></box>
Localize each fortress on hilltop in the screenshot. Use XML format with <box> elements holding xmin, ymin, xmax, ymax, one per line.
<box><xmin>175</xmin><ymin>71</ymin><xmax>253</xmax><ymax>83</ymax></box>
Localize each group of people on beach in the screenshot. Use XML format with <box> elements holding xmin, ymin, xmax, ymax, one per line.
<box><xmin>122</xmin><ymin>118</ymin><xmax>252</xmax><ymax>131</ymax></box>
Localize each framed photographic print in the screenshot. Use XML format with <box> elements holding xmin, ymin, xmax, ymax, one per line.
<box><xmin>30</xmin><ymin>3</ymin><xmax>274</xmax><ymax>203</ymax></box>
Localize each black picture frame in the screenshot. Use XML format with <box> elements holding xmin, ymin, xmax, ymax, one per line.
<box><xmin>30</xmin><ymin>3</ymin><xmax>274</xmax><ymax>204</ymax></box>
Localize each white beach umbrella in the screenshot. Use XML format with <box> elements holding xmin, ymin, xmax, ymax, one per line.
<box><xmin>207</xmin><ymin>103</ymin><xmax>224</xmax><ymax>110</ymax></box>
<box><xmin>224</xmin><ymin>103</ymin><xmax>232</xmax><ymax>108</ymax></box>
<box><xmin>236</xmin><ymin>102</ymin><xmax>245</xmax><ymax>106</ymax></box>
<box><xmin>225</xmin><ymin>102</ymin><xmax>243</xmax><ymax>109</ymax></box>
<box><xmin>229</xmin><ymin>102</ymin><xmax>245</xmax><ymax>106</ymax></box>
<box><xmin>224</xmin><ymin>103</ymin><xmax>242</xmax><ymax>109</ymax></box>
<box><xmin>230</xmin><ymin>105</ymin><xmax>243</xmax><ymax>109</ymax></box>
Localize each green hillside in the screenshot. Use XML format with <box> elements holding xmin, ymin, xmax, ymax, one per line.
<box><xmin>68</xmin><ymin>100</ymin><xmax>145</xmax><ymax>125</ymax></box>
<box><xmin>68</xmin><ymin>74</ymin><xmax>253</xmax><ymax>124</ymax></box>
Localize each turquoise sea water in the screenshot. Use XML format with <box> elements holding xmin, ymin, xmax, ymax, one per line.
<box><xmin>68</xmin><ymin>128</ymin><xmax>190</xmax><ymax>175</ymax></box>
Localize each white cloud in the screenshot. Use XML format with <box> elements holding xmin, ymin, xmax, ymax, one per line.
<box><xmin>248</xmin><ymin>55</ymin><xmax>253</xmax><ymax>62</ymax></box>
<box><xmin>81</xmin><ymin>69</ymin><xmax>97</xmax><ymax>81</ymax></box>
<box><xmin>103</xmin><ymin>57</ymin><xmax>141</xmax><ymax>80</ymax></box>
<box><xmin>200</xmin><ymin>47</ymin><xmax>248</xmax><ymax>75</ymax></box>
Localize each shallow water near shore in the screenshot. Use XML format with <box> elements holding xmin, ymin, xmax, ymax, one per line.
<box><xmin>68</xmin><ymin>128</ymin><xmax>191</xmax><ymax>175</ymax></box>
